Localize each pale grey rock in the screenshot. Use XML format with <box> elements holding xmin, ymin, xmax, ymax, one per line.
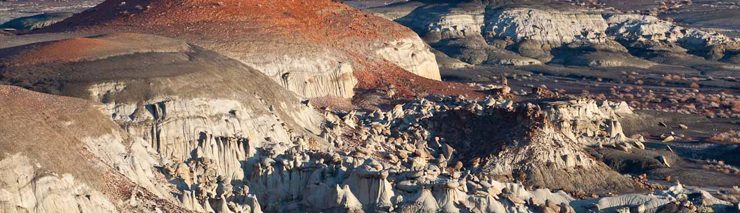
<box><xmin>595</xmin><ymin>194</ymin><xmax>670</xmax><ymax>212</ymax></box>
<box><xmin>82</xmin><ymin>133</ymin><xmax>176</xmax><ymax>201</ymax></box>
<box><xmin>343</xmin><ymin>159</ymin><xmax>395</xmax><ymax>211</ymax></box>
<box><xmin>484</xmin><ymin>8</ymin><xmax>609</xmax><ymax>48</ymax></box>
<box><xmin>545</xmin><ymin>99</ymin><xmax>634</xmax><ymax>146</ymax></box>
<box><xmin>0</xmin><ymin>154</ymin><xmax>118</xmax><ymax>213</ymax></box>
<box><xmin>375</xmin><ymin>37</ymin><xmax>442</xmax><ymax>80</ymax></box>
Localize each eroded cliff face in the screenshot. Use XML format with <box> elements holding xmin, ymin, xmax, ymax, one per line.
<box><xmin>40</xmin><ymin>0</ymin><xmax>443</xmax><ymax>98</ymax></box>
<box><xmin>0</xmin><ymin>33</ymin><xmax>326</xmax><ymax>211</ymax></box>
<box><xmin>0</xmin><ymin>33</ymin><xmax>324</xmax><ymax>154</ymax></box>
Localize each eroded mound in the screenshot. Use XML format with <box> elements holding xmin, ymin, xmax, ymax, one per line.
<box><xmin>39</xmin><ymin>0</ymin><xmax>478</xmax><ymax>98</ymax></box>
<box><xmin>327</xmin><ymin>96</ymin><xmax>644</xmax><ymax>195</ymax></box>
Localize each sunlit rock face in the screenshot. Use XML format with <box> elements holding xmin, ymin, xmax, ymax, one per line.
<box><xmin>0</xmin><ymin>154</ymin><xmax>118</xmax><ymax>213</ymax></box>
<box><xmin>484</xmin><ymin>8</ymin><xmax>610</xmax><ymax>47</ymax></box>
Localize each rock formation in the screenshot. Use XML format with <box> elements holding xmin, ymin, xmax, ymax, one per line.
<box><xmin>0</xmin><ymin>32</ymin><xmax>324</xmax><ymax>156</ymax></box>
<box><xmin>0</xmin><ymin>85</ymin><xmax>187</xmax><ymax>212</ymax></box>
<box><xmin>373</xmin><ymin>1</ymin><xmax>739</xmax><ymax>68</ymax></box>
<box><xmin>0</xmin><ymin>33</ymin><xmax>325</xmax><ymax>211</ymax></box>
<box><xmin>39</xmin><ymin>0</ymin><xmax>453</xmax><ymax>98</ymax></box>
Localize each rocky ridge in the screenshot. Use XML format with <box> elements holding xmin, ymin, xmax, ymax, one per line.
<box><xmin>377</xmin><ymin>1</ymin><xmax>739</xmax><ymax>68</ymax></box>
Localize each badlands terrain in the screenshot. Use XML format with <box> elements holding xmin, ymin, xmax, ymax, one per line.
<box><xmin>0</xmin><ymin>0</ymin><xmax>739</xmax><ymax>212</ymax></box>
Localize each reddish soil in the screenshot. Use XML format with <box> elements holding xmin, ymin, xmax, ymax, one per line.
<box><xmin>45</xmin><ymin>0</ymin><xmax>413</xmax><ymax>45</ymax></box>
<box><xmin>40</xmin><ymin>0</ymin><xmax>483</xmax><ymax>99</ymax></box>
<box><xmin>4</xmin><ymin>37</ymin><xmax>115</xmax><ymax>65</ymax></box>
<box><xmin>352</xmin><ymin>56</ymin><xmax>484</xmax><ymax>98</ymax></box>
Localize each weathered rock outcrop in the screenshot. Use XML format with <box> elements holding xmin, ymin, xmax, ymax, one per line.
<box><xmin>605</xmin><ymin>13</ymin><xmax>740</xmax><ymax>60</ymax></box>
<box><xmin>0</xmin><ymin>154</ymin><xmax>118</xmax><ymax>213</ymax></box>
<box><xmin>0</xmin><ymin>33</ymin><xmax>324</xmax><ymax>160</ymax></box>
<box><xmin>0</xmin><ymin>85</ymin><xmax>187</xmax><ymax>212</ymax></box>
<box><xmin>323</xmin><ymin>96</ymin><xmax>643</xmax><ymax>195</ymax></box>
<box><xmin>394</xmin><ymin>2</ymin><xmax>545</xmax><ymax>67</ymax></box>
<box><xmin>484</xmin><ymin>8</ymin><xmax>609</xmax><ymax>48</ymax></box>
<box><xmin>41</xmin><ymin>0</ymin><xmax>446</xmax><ymax>98</ymax></box>
<box><xmin>0</xmin><ymin>33</ymin><xmax>327</xmax><ymax>212</ymax></box>
<box><xmin>375</xmin><ymin>2</ymin><xmax>739</xmax><ymax>68</ymax></box>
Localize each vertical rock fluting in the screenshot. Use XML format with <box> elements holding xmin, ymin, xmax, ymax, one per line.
<box><xmin>0</xmin><ymin>34</ymin><xmax>326</xmax><ymax>212</ymax></box>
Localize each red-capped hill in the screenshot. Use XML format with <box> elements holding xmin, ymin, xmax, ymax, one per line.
<box><xmin>47</xmin><ymin>0</ymin><xmax>412</xmax><ymax>45</ymax></box>
<box><xmin>43</xmin><ymin>0</ymin><xmax>480</xmax><ymax>99</ymax></box>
